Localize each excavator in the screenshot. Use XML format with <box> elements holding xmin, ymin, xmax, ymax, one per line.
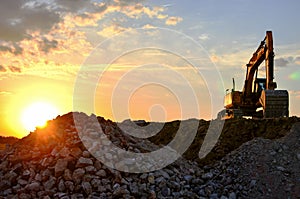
<box><xmin>218</xmin><ymin>31</ymin><xmax>289</xmax><ymax>119</ymax></box>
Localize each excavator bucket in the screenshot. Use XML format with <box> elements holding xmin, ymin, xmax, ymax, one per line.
<box><xmin>259</xmin><ymin>90</ymin><xmax>289</xmax><ymax>118</ymax></box>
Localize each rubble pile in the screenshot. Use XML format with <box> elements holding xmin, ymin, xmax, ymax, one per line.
<box><xmin>0</xmin><ymin>112</ymin><xmax>299</xmax><ymax>198</ymax></box>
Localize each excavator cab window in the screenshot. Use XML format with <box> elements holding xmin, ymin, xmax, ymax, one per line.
<box><xmin>254</xmin><ymin>78</ymin><xmax>266</xmax><ymax>93</ymax></box>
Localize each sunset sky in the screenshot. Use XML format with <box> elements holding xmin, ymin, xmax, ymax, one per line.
<box><xmin>1</xmin><ymin>0</ymin><xmax>300</xmax><ymax>138</ymax></box>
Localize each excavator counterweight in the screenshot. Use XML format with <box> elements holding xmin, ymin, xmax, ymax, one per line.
<box><xmin>218</xmin><ymin>31</ymin><xmax>289</xmax><ymax>119</ymax></box>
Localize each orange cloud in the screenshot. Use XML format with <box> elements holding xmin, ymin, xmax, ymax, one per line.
<box><xmin>97</xmin><ymin>24</ymin><xmax>129</xmax><ymax>38</ymax></box>
<box><xmin>165</xmin><ymin>16</ymin><xmax>183</xmax><ymax>26</ymax></box>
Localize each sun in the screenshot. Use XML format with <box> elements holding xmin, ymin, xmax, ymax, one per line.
<box><xmin>21</xmin><ymin>102</ymin><xmax>59</xmax><ymax>132</ymax></box>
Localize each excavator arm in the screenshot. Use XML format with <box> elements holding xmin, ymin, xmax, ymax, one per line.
<box><xmin>243</xmin><ymin>31</ymin><xmax>276</xmax><ymax>96</ymax></box>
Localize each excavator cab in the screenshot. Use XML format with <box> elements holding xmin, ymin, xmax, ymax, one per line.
<box><xmin>254</xmin><ymin>78</ymin><xmax>266</xmax><ymax>93</ymax></box>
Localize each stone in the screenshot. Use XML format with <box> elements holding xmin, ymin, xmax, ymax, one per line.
<box><xmin>44</xmin><ymin>176</ymin><xmax>56</xmax><ymax>191</ymax></box>
<box><xmin>113</xmin><ymin>186</ymin><xmax>129</xmax><ymax>197</ymax></box>
<box><xmin>70</xmin><ymin>147</ymin><xmax>82</xmax><ymax>158</ymax></box>
<box><xmin>58</xmin><ymin>147</ymin><xmax>70</xmax><ymax>157</ymax></box>
<box><xmin>130</xmin><ymin>182</ymin><xmax>139</xmax><ymax>194</ymax></box>
<box><xmin>157</xmin><ymin>170</ymin><xmax>170</xmax><ymax>179</ymax></box>
<box><xmin>18</xmin><ymin>179</ymin><xmax>28</xmax><ymax>186</ymax></box>
<box><xmin>276</xmin><ymin>166</ymin><xmax>286</xmax><ymax>172</ymax></box>
<box><xmin>72</xmin><ymin>168</ymin><xmax>85</xmax><ymax>184</ymax></box>
<box><xmin>183</xmin><ymin>175</ymin><xmax>193</xmax><ymax>182</ymax></box>
<box><xmin>250</xmin><ymin>179</ymin><xmax>256</xmax><ymax>188</ymax></box>
<box><xmin>202</xmin><ymin>172</ymin><xmax>213</xmax><ymax>180</ymax></box>
<box><xmin>297</xmin><ymin>153</ymin><xmax>300</xmax><ymax>161</ymax></box>
<box><xmin>161</xmin><ymin>186</ymin><xmax>171</xmax><ymax>197</ymax></box>
<box><xmin>96</xmin><ymin>169</ymin><xmax>106</xmax><ymax>177</ymax></box>
<box><xmin>82</xmin><ymin>181</ymin><xmax>92</xmax><ymax>195</ymax></box>
<box><xmin>220</xmin><ymin>196</ymin><xmax>228</xmax><ymax>199</ymax></box>
<box><xmin>35</xmin><ymin>173</ymin><xmax>42</xmax><ymax>182</ymax></box>
<box><xmin>41</xmin><ymin>169</ymin><xmax>52</xmax><ymax>181</ymax></box>
<box><xmin>65</xmin><ymin>181</ymin><xmax>74</xmax><ymax>192</ymax></box>
<box><xmin>85</xmin><ymin>165</ymin><xmax>96</xmax><ymax>173</ymax></box>
<box><xmin>26</xmin><ymin>182</ymin><xmax>40</xmax><ymax>191</ymax></box>
<box><xmin>76</xmin><ymin>157</ymin><xmax>93</xmax><ymax>168</ymax></box>
<box><xmin>6</xmin><ymin>171</ymin><xmax>18</xmax><ymax>182</ymax></box>
<box><xmin>82</xmin><ymin>150</ymin><xmax>91</xmax><ymax>158</ymax></box>
<box><xmin>148</xmin><ymin>174</ymin><xmax>155</xmax><ymax>184</ymax></box>
<box><xmin>58</xmin><ymin>179</ymin><xmax>66</xmax><ymax>192</ymax></box>
<box><xmin>228</xmin><ymin>192</ymin><xmax>236</xmax><ymax>199</ymax></box>
<box><xmin>55</xmin><ymin>158</ymin><xmax>69</xmax><ymax>177</ymax></box>
<box><xmin>90</xmin><ymin>178</ymin><xmax>102</xmax><ymax>189</ymax></box>
<box><xmin>210</xmin><ymin>193</ymin><xmax>219</xmax><ymax>199</ymax></box>
<box><xmin>22</xmin><ymin>169</ymin><xmax>31</xmax><ymax>179</ymax></box>
<box><xmin>64</xmin><ymin>169</ymin><xmax>73</xmax><ymax>181</ymax></box>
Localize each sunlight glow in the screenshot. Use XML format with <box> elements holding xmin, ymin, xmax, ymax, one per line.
<box><xmin>21</xmin><ymin>102</ymin><xmax>59</xmax><ymax>132</ymax></box>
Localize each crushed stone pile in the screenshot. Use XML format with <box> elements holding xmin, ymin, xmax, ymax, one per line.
<box><xmin>0</xmin><ymin>112</ymin><xmax>299</xmax><ymax>198</ymax></box>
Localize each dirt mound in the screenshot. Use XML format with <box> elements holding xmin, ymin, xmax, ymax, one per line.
<box><xmin>148</xmin><ymin>117</ymin><xmax>300</xmax><ymax>166</ymax></box>
<box><xmin>0</xmin><ymin>112</ymin><xmax>299</xmax><ymax>198</ymax></box>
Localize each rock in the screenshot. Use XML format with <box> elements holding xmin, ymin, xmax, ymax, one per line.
<box><xmin>44</xmin><ymin>176</ymin><xmax>56</xmax><ymax>191</ymax></box>
<box><xmin>82</xmin><ymin>150</ymin><xmax>91</xmax><ymax>158</ymax></box>
<box><xmin>157</xmin><ymin>170</ymin><xmax>170</xmax><ymax>179</ymax></box>
<box><xmin>96</xmin><ymin>169</ymin><xmax>106</xmax><ymax>177</ymax></box>
<box><xmin>70</xmin><ymin>147</ymin><xmax>82</xmax><ymax>158</ymax></box>
<box><xmin>26</xmin><ymin>182</ymin><xmax>40</xmax><ymax>191</ymax></box>
<box><xmin>202</xmin><ymin>172</ymin><xmax>213</xmax><ymax>180</ymax></box>
<box><xmin>210</xmin><ymin>193</ymin><xmax>219</xmax><ymax>199</ymax></box>
<box><xmin>18</xmin><ymin>179</ymin><xmax>28</xmax><ymax>186</ymax></box>
<box><xmin>58</xmin><ymin>147</ymin><xmax>70</xmax><ymax>157</ymax></box>
<box><xmin>85</xmin><ymin>165</ymin><xmax>97</xmax><ymax>173</ymax></box>
<box><xmin>22</xmin><ymin>169</ymin><xmax>31</xmax><ymax>179</ymax></box>
<box><xmin>55</xmin><ymin>158</ymin><xmax>69</xmax><ymax>177</ymax></box>
<box><xmin>82</xmin><ymin>181</ymin><xmax>92</xmax><ymax>195</ymax></box>
<box><xmin>183</xmin><ymin>175</ymin><xmax>193</xmax><ymax>182</ymax></box>
<box><xmin>161</xmin><ymin>186</ymin><xmax>171</xmax><ymax>197</ymax></box>
<box><xmin>113</xmin><ymin>186</ymin><xmax>129</xmax><ymax>197</ymax></box>
<box><xmin>276</xmin><ymin>166</ymin><xmax>286</xmax><ymax>172</ymax></box>
<box><xmin>0</xmin><ymin>112</ymin><xmax>299</xmax><ymax>198</ymax></box>
<box><xmin>228</xmin><ymin>192</ymin><xmax>236</xmax><ymax>199</ymax></box>
<box><xmin>35</xmin><ymin>173</ymin><xmax>42</xmax><ymax>182</ymax></box>
<box><xmin>129</xmin><ymin>182</ymin><xmax>139</xmax><ymax>195</ymax></box>
<box><xmin>65</xmin><ymin>181</ymin><xmax>74</xmax><ymax>192</ymax></box>
<box><xmin>72</xmin><ymin>168</ymin><xmax>85</xmax><ymax>183</ymax></box>
<box><xmin>220</xmin><ymin>196</ymin><xmax>228</xmax><ymax>199</ymax></box>
<box><xmin>76</xmin><ymin>157</ymin><xmax>93</xmax><ymax>168</ymax></box>
<box><xmin>64</xmin><ymin>169</ymin><xmax>73</xmax><ymax>181</ymax></box>
<box><xmin>148</xmin><ymin>174</ymin><xmax>155</xmax><ymax>184</ymax></box>
<box><xmin>297</xmin><ymin>153</ymin><xmax>300</xmax><ymax>160</ymax></box>
<box><xmin>6</xmin><ymin>171</ymin><xmax>18</xmax><ymax>182</ymax></box>
<box><xmin>58</xmin><ymin>179</ymin><xmax>66</xmax><ymax>192</ymax></box>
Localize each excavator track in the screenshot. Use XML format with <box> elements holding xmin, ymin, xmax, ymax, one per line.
<box><xmin>260</xmin><ymin>90</ymin><xmax>289</xmax><ymax>118</ymax></box>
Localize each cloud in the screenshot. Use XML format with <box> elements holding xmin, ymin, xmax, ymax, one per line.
<box><xmin>294</xmin><ymin>56</ymin><xmax>300</xmax><ymax>65</ymax></box>
<box><xmin>97</xmin><ymin>24</ymin><xmax>128</xmax><ymax>38</ymax></box>
<box><xmin>8</xmin><ymin>66</ymin><xmax>21</xmax><ymax>73</ymax></box>
<box><xmin>275</xmin><ymin>57</ymin><xmax>289</xmax><ymax>67</ymax></box>
<box><xmin>165</xmin><ymin>16</ymin><xmax>183</xmax><ymax>26</ymax></box>
<box><xmin>0</xmin><ymin>91</ymin><xmax>12</xmax><ymax>96</ymax></box>
<box><xmin>290</xmin><ymin>90</ymin><xmax>300</xmax><ymax>99</ymax></box>
<box><xmin>0</xmin><ymin>65</ymin><xmax>7</xmax><ymax>72</ymax></box>
<box><xmin>0</xmin><ymin>0</ymin><xmax>60</xmax><ymax>42</ymax></box>
<box><xmin>0</xmin><ymin>43</ymin><xmax>23</xmax><ymax>55</ymax></box>
<box><xmin>0</xmin><ymin>0</ymin><xmax>183</xmax><ymax>80</ymax></box>
<box><xmin>142</xmin><ymin>24</ymin><xmax>156</xmax><ymax>29</ymax></box>
<box><xmin>199</xmin><ymin>33</ymin><xmax>210</xmax><ymax>41</ymax></box>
